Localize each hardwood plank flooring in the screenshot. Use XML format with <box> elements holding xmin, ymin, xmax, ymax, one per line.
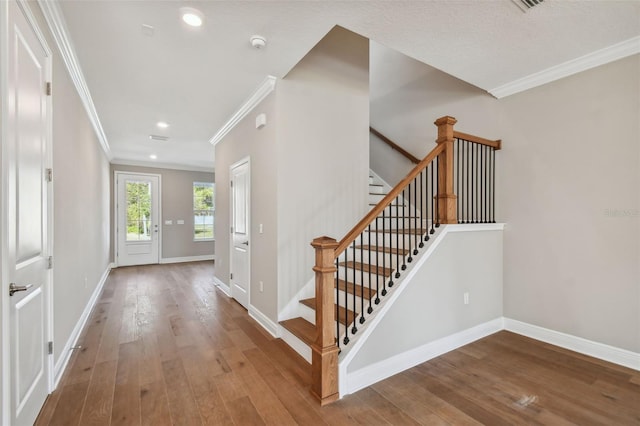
<box><xmin>36</xmin><ymin>262</ymin><xmax>640</xmax><ymax>425</ymax></box>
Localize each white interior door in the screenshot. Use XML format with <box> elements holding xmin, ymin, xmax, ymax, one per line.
<box><xmin>116</xmin><ymin>173</ymin><xmax>160</xmax><ymax>266</ymax></box>
<box><xmin>230</xmin><ymin>160</ymin><xmax>250</xmax><ymax>309</ymax></box>
<box><xmin>4</xmin><ymin>1</ymin><xmax>52</xmax><ymax>424</ymax></box>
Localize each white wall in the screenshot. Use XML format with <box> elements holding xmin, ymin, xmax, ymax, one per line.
<box><xmin>499</xmin><ymin>55</ymin><xmax>640</xmax><ymax>353</ymax></box>
<box><xmin>276</xmin><ymin>26</ymin><xmax>370</xmax><ymax>312</ymax></box>
<box><xmin>26</xmin><ymin>3</ymin><xmax>113</xmax><ymax>365</ymax></box>
<box><xmin>346</xmin><ymin>229</ymin><xmax>503</xmax><ymax>372</ymax></box>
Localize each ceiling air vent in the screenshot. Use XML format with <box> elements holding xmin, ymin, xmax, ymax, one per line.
<box><xmin>512</xmin><ymin>0</ymin><xmax>544</xmax><ymax>12</ymax></box>
<box><xmin>149</xmin><ymin>134</ymin><xmax>169</xmax><ymax>141</ymax></box>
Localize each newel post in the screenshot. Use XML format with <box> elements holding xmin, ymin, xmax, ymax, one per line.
<box><xmin>310</xmin><ymin>236</ymin><xmax>340</xmax><ymax>405</ymax></box>
<box><xmin>434</xmin><ymin>116</ymin><xmax>458</xmax><ymax>224</ymax></box>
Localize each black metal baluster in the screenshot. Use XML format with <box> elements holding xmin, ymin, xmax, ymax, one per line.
<box><xmin>430</xmin><ymin>163</ymin><xmax>435</xmax><ymax>234</ymax></box>
<box><xmin>335</xmin><ymin>257</ymin><xmax>339</xmax><ymax>350</ymax></box>
<box><xmin>342</xmin><ymin>252</ymin><xmax>349</xmax><ymax>345</ymax></box>
<box><xmin>361</xmin><ymin>228</ymin><xmax>367</xmax><ymax>325</ymax></box>
<box><xmin>466</xmin><ymin>140</ymin><xmax>469</xmax><ymax>223</ymax></box>
<box><xmin>413</xmin><ymin>177</ymin><xmax>418</xmax><ymax>255</ymax></box>
<box><xmin>419</xmin><ymin>170</ymin><xmax>425</xmax><ymax>248</ymax></box>
<box><xmin>492</xmin><ymin>148</ymin><xmax>496</xmax><ymax>223</ymax></box>
<box><xmin>381</xmin><ymin>208</ymin><xmax>387</xmax><ymax>297</ymax></box>
<box><xmin>401</xmin><ymin>188</ymin><xmax>407</xmax><ymax>271</ymax></box>
<box><xmin>480</xmin><ymin>144</ymin><xmax>484</xmax><ymax>223</ymax></box>
<box><xmin>436</xmin><ymin>156</ymin><xmax>440</xmax><ymax>227</ymax></box>
<box><xmin>351</xmin><ymin>241</ymin><xmax>357</xmax><ymax>335</ymax></box>
<box><xmin>456</xmin><ymin>138</ymin><xmax>460</xmax><ymax>223</ymax></box>
<box><xmin>369</xmin><ymin>218</ymin><xmax>376</xmax><ymax>314</ymax></box>
<box><xmin>406</xmin><ymin>183</ymin><xmax>412</xmax><ymax>264</ymax></box>
<box><xmin>484</xmin><ymin>145</ymin><xmax>489</xmax><ymax>223</ymax></box>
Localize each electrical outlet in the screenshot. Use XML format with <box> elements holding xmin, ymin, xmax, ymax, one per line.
<box><xmin>259</xmin><ymin>281</ymin><xmax>264</xmax><ymax>292</ymax></box>
<box><xmin>464</xmin><ymin>292</ymin><xmax>469</xmax><ymax>305</ymax></box>
<box><xmin>259</xmin><ymin>224</ymin><xmax>263</xmax><ymax>234</ymax></box>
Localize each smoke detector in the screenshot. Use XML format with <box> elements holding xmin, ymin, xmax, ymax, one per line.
<box><xmin>149</xmin><ymin>134</ymin><xmax>169</xmax><ymax>141</ymax></box>
<box><xmin>250</xmin><ymin>35</ymin><xmax>266</xmax><ymax>49</ymax></box>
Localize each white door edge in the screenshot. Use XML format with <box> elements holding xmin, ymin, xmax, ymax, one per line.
<box><xmin>113</xmin><ymin>171</ymin><xmax>162</xmax><ymax>267</ymax></box>
<box><xmin>229</xmin><ymin>157</ymin><xmax>250</xmax><ymax>309</ymax></box>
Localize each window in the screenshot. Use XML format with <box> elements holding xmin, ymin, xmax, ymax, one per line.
<box><xmin>193</xmin><ymin>182</ymin><xmax>214</xmax><ymax>240</ymax></box>
<box><xmin>126</xmin><ymin>180</ymin><xmax>152</xmax><ymax>241</ymax></box>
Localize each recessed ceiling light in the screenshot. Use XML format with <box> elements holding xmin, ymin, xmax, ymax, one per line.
<box><xmin>150</xmin><ymin>154</ymin><xmax>157</xmax><ymax>160</ymax></box>
<box><xmin>149</xmin><ymin>134</ymin><xmax>169</xmax><ymax>141</ymax></box>
<box><xmin>180</xmin><ymin>7</ymin><xmax>204</xmax><ymax>27</ymax></box>
<box><xmin>156</xmin><ymin>121</ymin><xmax>169</xmax><ymax>128</ymax></box>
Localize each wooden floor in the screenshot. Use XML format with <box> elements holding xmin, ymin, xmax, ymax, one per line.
<box><xmin>36</xmin><ymin>262</ymin><xmax>640</xmax><ymax>426</ymax></box>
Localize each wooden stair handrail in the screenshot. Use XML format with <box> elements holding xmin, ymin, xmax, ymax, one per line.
<box><xmin>370</xmin><ymin>127</ymin><xmax>421</xmax><ymax>164</ymax></box>
<box><xmin>335</xmin><ymin>143</ymin><xmax>444</xmax><ymax>256</ymax></box>
<box><xmin>453</xmin><ymin>130</ymin><xmax>502</xmax><ymax>150</ymax></box>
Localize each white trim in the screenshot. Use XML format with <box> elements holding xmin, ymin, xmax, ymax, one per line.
<box><xmin>447</xmin><ymin>223</ymin><xmax>505</xmax><ymax>232</ymax></box>
<box><xmin>213</xmin><ymin>276</ymin><xmax>231</xmax><ymax>297</ymax></box>
<box><xmin>280</xmin><ymin>326</ymin><xmax>312</xmax><ymax>363</ymax></box>
<box><xmin>489</xmin><ymin>36</ymin><xmax>640</xmax><ymax>98</ymax></box>
<box><xmin>53</xmin><ymin>264</ymin><xmax>112</xmax><ymax>388</ymax></box>
<box><xmin>111</xmin><ymin>159</ymin><xmax>213</xmax><ymax>174</ymax></box>
<box><xmin>344</xmin><ymin>318</ymin><xmax>503</xmax><ymax>395</ymax></box>
<box><xmin>160</xmin><ymin>254</ymin><xmax>215</xmax><ymax>264</ymax></box>
<box><xmin>209</xmin><ymin>76</ymin><xmax>276</xmax><ymax>146</ymax></box>
<box><xmin>37</xmin><ymin>0</ymin><xmax>111</xmax><ymax>159</ymax></box>
<box><xmin>113</xmin><ymin>171</ymin><xmax>162</xmax><ymax>267</ymax></box>
<box><xmin>504</xmin><ymin>318</ymin><xmax>640</xmax><ymax>372</ymax></box>
<box><xmin>248</xmin><ymin>305</ymin><xmax>280</xmax><ymax>339</ymax></box>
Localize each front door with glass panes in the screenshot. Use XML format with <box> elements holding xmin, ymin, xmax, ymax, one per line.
<box><xmin>116</xmin><ymin>172</ymin><xmax>160</xmax><ymax>266</ymax></box>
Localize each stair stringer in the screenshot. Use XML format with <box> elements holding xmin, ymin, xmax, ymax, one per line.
<box><xmin>338</xmin><ymin>223</ymin><xmax>505</xmax><ymax>397</ymax></box>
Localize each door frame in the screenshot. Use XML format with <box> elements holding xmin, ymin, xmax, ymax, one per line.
<box><xmin>0</xmin><ymin>0</ymin><xmax>54</xmax><ymax>423</ymax></box>
<box><xmin>113</xmin><ymin>170</ymin><xmax>162</xmax><ymax>267</ymax></box>
<box><xmin>229</xmin><ymin>157</ymin><xmax>251</xmax><ymax>308</ymax></box>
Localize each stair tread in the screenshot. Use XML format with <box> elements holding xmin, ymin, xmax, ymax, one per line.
<box><xmin>336</xmin><ymin>279</ymin><xmax>375</xmax><ymax>300</ymax></box>
<box><xmin>300</xmin><ymin>298</ymin><xmax>358</xmax><ymax>326</ymax></box>
<box><xmin>355</xmin><ymin>245</ymin><xmax>409</xmax><ymax>256</ymax></box>
<box><xmin>369</xmin><ymin>203</ymin><xmax>406</xmax><ymax>207</ymax></box>
<box><xmin>367</xmin><ymin>228</ymin><xmax>429</xmax><ymax>235</ymax></box>
<box><xmin>338</xmin><ymin>261</ymin><xmax>393</xmax><ymax>277</ymax></box>
<box><xmin>280</xmin><ymin>317</ymin><xmax>316</xmax><ymax>346</ymax></box>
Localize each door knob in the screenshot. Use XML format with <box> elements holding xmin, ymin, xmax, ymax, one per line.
<box><xmin>242</xmin><ymin>241</ymin><xmax>249</xmax><ymax>246</ymax></box>
<box><xmin>9</xmin><ymin>283</ymin><xmax>33</xmax><ymax>296</ymax></box>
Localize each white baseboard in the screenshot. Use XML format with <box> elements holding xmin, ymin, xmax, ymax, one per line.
<box><xmin>160</xmin><ymin>254</ymin><xmax>215</xmax><ymax>264</ymax></box>
<box><xmin>249</xmin><ymin>305</ymin><xmax>280</xmax><ymax>338</ymax></box>
<box><xmin>343</xmin><ymin>317</ymin><xmax>503</xmax><ymax>396</ymax></box>
<box><xmin>213</xmin><ymin>276</ymin><xmax>231</xmax><ymax>297</ymax></box>
<box><xmin>504</xmin><ymin>318</ymin><xmax>640</xmax><ymax>371</ymax></box>
<box><xmin>53</xmin><ymin>263</ymin><xmax>112</xmax><ymax>388</ymax></box>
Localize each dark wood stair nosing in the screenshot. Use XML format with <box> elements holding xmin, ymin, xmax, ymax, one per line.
<box><xmin>338</xmin><ymin>261</ymin><xmax>393</xmax><ymax>277</ymax></box>
<box><xmin>299</xmin><ymin>298</ymin><xmax>358</xmax><ymax>326</ymax></box>
<box><xmin>280</xmin><ymin>317</ymin><xmax>316</xmax><ymax>346</ymax></box>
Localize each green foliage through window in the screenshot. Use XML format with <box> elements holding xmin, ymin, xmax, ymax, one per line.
<box><xmin>126</xmin><ymin>181</ymin><xmax>152</xmax><ymax>241</ymax></box>
<box><xmin>194</xmin><ymin>182</ymin><xmax>214</xmax><ymax>240</ymax></box>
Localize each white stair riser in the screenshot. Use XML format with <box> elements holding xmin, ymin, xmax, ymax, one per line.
<box><xmin>369</xmin><ymin>185</ymin><xmax>385</xmax><ymax>195</ymax></box>
<box><xmin>359</xmin><ymin>232</ymin><xmax>432</xmax><ymax>248</ymax></box>
<box><xmin>337</xmin><ymin>268</ymin><xmax>397</xmax><ymax>286</ymax></box>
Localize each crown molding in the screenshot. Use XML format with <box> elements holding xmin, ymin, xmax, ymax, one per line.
<box><xmin>37</xmin><ymin>0</ymin><xmax>111</xmax><ymax>159</ymax></box>
<box><xmin>489</xmin><ymin>36</ymin><xmax>640</xmax><ymax>99</ymax></box>
<box><xmin>110</xmin><ymin>158</ymin><xmax>214</xmax><ymax>173</ymax></box>
<box><xmin>209</xmin><ymin>75</ymin><xmax>277</xmax><ymax>146</ymax></box>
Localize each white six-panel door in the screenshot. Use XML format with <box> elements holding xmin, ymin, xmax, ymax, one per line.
<box><xmin>4</xmin><ymin>1</ymin><xmax>52</xmax><ymax>424</ymax></box>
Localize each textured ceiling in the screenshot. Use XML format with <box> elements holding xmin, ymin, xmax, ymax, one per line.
<box><xmin>56</xmin><ymin>0</ymin><xmax>640</xmax><ymax>170</ymax></box>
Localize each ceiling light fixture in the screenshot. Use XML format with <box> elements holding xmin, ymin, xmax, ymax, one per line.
<box><xmin>181</xmin><ymin>7</ymin><xmax>204</xmax><ymax>27</ymax></box>
<box><xmin>156</xmin><ymin>121</ymin><xmax>169</xmax><ymax>128</ymax></box>
<box><xmin>250</xmin><ymin>35</ymin><xmax>266</xmax><ymax>49</ymax></box>
<box><xmin>150</xmin><ymin>154</ymin><xmax>157</xmax><ymax>160</ymax></box>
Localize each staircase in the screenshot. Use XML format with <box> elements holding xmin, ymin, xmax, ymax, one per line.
<box><xmin>278</xmin><ymin>116</ymin><xmax>502</xmax><ymax>405</ymax></box>
<box><xmin>280</xmin><ymin>172</ymin><xmax>428</xmax><ymax>352</ymax></box>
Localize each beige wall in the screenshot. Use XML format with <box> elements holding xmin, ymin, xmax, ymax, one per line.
<box><xmin>24</xmin><ymin>3</ymin><xmax>113</xmax><ymax>363</ymax></box>
<box><xmin>276</xmin><ymin>26</ymin><xmax>370</xmax><ymax>311</ymax></box>
<box><xmin>347</xmin><ymin>229</ymin><xmax>503</xmax><ymax>372</ymax></box>
<box><xmin>214</xmin><ymin>92</ymin><xmax>279</xmax><ymax>320</ymax></box>
<box><xmin>110</xmin><ymin>164</ymin><xmax>215</xmax><ymax>261</ymax></box>
<box><xmin>499</xmin><ymin>55</ymin><xmax>640</xmax><ymax>353</ymax></box>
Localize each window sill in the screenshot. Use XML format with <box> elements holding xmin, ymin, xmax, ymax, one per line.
<box><xmin>194</xmin><ymin>238</ymin><xmax>215</xmax><ymax>242</ymax></box>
